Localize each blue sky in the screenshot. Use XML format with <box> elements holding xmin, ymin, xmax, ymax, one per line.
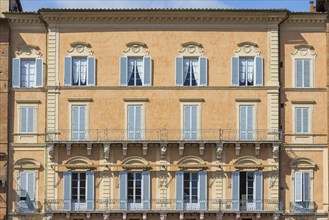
<box><xmin>20</xmin><ymin>0</ymin><xmax>311</xmax><ymax>12</ymax></box>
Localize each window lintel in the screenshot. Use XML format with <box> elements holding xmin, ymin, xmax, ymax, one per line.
<box><xmin>179</xmin><ymin>41</ymin><xmax>204</xmax><ymax>57</ymax></box>
<box><xmin>234</xmin><ymin>41</ymin><xmax>260</xmax><ymax>57</ymax></box>
<box><xmin>123</xmin><ymin>41</ymin><xmax>149</xmax><ymax>56</ymax></box>
<box><xmin>67</xmin><ymin>41</ymin><xmax>94</xmax><ymax>56</ymax></box>
<box><xmin>15</xmin><ymin>44</ymin><xmax>42</xmax><ymax>58</ymax></box>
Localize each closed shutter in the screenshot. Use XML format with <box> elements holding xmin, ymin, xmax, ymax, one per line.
<box><xmin>27</xmin><ymin>172</ymin><xmax>35</xmax><ymax>211</ymax></box>
<box><xmin>303</xmin><ymin>172</ymin><xmax>310</xmax><ymax>202</ymax></box>
<box><xmin>19</xmin><ymin>172</ymin><xmax>27</xmax><ymax>198</ymax></box>
<box><xmin>63</xmin><ymin>172</ymin><xmax>72</xmax><ymax>211</ymax></box>
<box><xmin>175</xmin><ymin>171</ymin><xmax>184</xmax><ymax>210</ymax></box>
<box><xmin>143</xmin><ymin>56</ymin><xmax>152</xmax><ymax>86</ymax></box>
<box><xmin>304</xmin><ymin>59</ymin><xmax>311</xmax><ymax>87</ymax></box>
<box><xmin>71</xmin><ymin>106</ymin><xmax>87</xmax><ymax>141</ymax></box>
<box><xmin>135</xmin><ymin>106</ymin><xmax>142</xmax><ymax>140</ymax></box>
<box><xmin>127</xmin><ymin>106</ymin><xmax>134</xmax><ymax>140</ymax></box>
<box><xmin>302</xmin><ymin>108</ymin><xmax>309</xmax><ymax>133</ymax></box>
<box><xmin>27</xmin><ymin>107</ymin><xmax>34</xmax><ymax>133</ymax></box>
<box><xmin>120</xmin><ymin>56</ymin><xmax>128</xmax><ymax>86</ymax></box>
<box><xmin>183</xmin><ymin>106</ymin><xmax>191</xmax><ymax>140</ymax></box>
<box><xmin>71</xmin><ymin>106</ymin><xmax>79</xmax><ymax>140</ymax></box>
<box><xmin>296</xmin><ymin>60</ymin><xmax>303</xmax><ymax>87</ymax></box>
<box><xmin>64</xmin><ymin>56</ymin><xmax>72</xmax><ymax>86</ymax></box>
<box><xmin>232</xmin><ymin>56</ymin><xmax>239</xmax><ymax>86</ymax></box>
<box><xmin>247</xmin><ymin>106</ymin><xmax>254</xmax><ymax>140</ymax></box>
<box><xmin>255</xmin><ymin>56</ymin><xmax>263</xmax><ymax>86</ymax></box>
<box><xmin>191</xmin><ymin>106</ymin><xmax>198</xmax><ymax>140</ymax></box>
<box><xmin>199</xmin><ymin>57</ymin><xmax>207</xmax><ymax>86</ymax></box>
<box><xmin>294</xmin><ymin>172</ymin><xmax>303</xmax><ymax>202</ymax></box>
<box><xmin>36</xmin><ymin>58</ymin><xmax>43</xmax><ymax>87</ymax></box>
<box><xmin>20</xmin><ymin>107</ymin><xmax>27</xmax><ymax>133</ymax></box>
<box><xmin>296</xmin><ymin>108</ymin><xmax>302</xmax><ymax>133</ymax></box>
<box><xmin>127</xmin><ymin>106</ymin><xmax>142</xmax><ymax>140</ymax></box>
<box><xmin>176</xmin><ymin>57</ymin><xmax>184</xmax><ymax>86</ymax></box>
<box><xmin>239</xmin><ymin>106</ymin><xmax>254</xmax><ymax>140</ymax></box>
<box><xmin>86</xmin><ymin>171</ymin><xmax>94</xmax><ymax>210</ymax></box>
<box><xmin>12</xmin><ymin>58</ymin><xmax>21</xmax><ymax>88</ymax></box>
<box><xmin>232</xmin><ymin>172</ymin><xmax>240</xmax><ymax>211</ymax></box>
<box><xmin>183</xmin><ymin>106</ymin><xmax>198</xmax><ymax>140</ymax></box>
<box><xmin>119</xmin><ymin>171</ymin><xmax>128</xmax><ymax>210</ymax></box>
<box><xmin>79</xmin><ymin>106</ymin><xmax>86</xmax><ymax>140</ymax></box>
<box><xmin>239</xmin><ymin>106</ymin><xmax>247</xmax><ymax>140</ymax></box>
<box><xmin>142</xmin><ymin>171</ymin><xmax>150</xmax><ymax>210</ymax></box>
<box><xmin>199</xmin><ymin>171</ymin><xmax>207</xmax><ymax>210</ymax></box>
<box><xmin>87</xmin><ymin>56</ymin><xmax>96</xmax><ymax>86</ymax></box>
<box><xmin>254</xmin><ymin>172</ymin><xmax>263</xmax><ymax>211</ymax></box>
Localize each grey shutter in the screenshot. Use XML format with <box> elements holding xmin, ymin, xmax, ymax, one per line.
<box><xmin>120</xmin><ymin>56</ymin><xmax>128</xmax><ymax>86</ymax></box>
<box><xmin>142</xmin><ymin>171</ymin><xmax>150</xmax><ymax>210</ymax></box>
<box><xmin>296</xmin><ymin>108</ymin><xmax>302</xmax><ymax>133</ymax></box>
<box><xmin>176</xmin><ymin>57</ymin><xmax>184</xmax><ymax>86</ymax></box>
<box><xmin>87</xmin><ymin>56</ymin><xmax>96</xmax><ymax>86</ymax></box>
<box><xmin>304</xmin><ymin>60</ymin><xmax>311</xmax><ymax>87</ymax></box>
<box><xmin>19</xmin><ymin>172</ymin><xmax>27</xmax><ymax>198</ymax></box>
<box><xmin>20</xmin><ymin>107</ymin><xmax>27</xmax><ymax>133</ymax></box>
<box><xmin>232</xmin><ymin>56</ymin><xmax>239</xmax><ymax>86</ymax></box>
<box><xmin>303</xmin><ymin>172</ymin><xmax>310</xmax><ymax>202</ymax></box>
<box><xmin>232</xmin><ymin>171</ymin><xmax>240</xmax><ymax>211</ymax></box>
<box><xmin>255</xmin><ymin>172</ymin><xmax>263</xmax><ymax>211</ymax></box>
<box><xmin>175</xmin><ymin>171</ymin><xmax>184</xmax><ymax>210</ymax></box>
<box><xmin>255</xmin><ymin>56</ymin><xmax>263</xmax><ymax>86</ymax></box>
<box><xmin>64</xmin><ymin>56</ymin><xmax>72</xmax><ymax>86</ymax></box>
<box><xmin>12</xmin><ymin>58</ymin><xmax>21</xmax><ymax>88</ymax></box>
<box><xmin>27</xmin><ymin>172</ymin><xmax>35</xmax><ymax>211</ymax></box>
<box><xmin>79</xmin><ymin>106</ymin><xmax>86</xmax><ymax>140</ymax></box>
<box><xmin>63</xmin><ymin>172</ymin><xmax>72</xmax><ymax>211</ymax></box>
<box><xmin>183</xmin><ymin>106</ymin><xmax>191</xmax><ymax>140</ymax></box>
<box><xmin>239</xmin><ymin>106</ymin><xmax>247</xmax><ymax>140</ymax></box>
<box><xmin>191</xmin><ymin>106</ymin><xmax>198</xmax><ymax>140</ymax></box>
<box><xmin>27</xmin><ymin>107</ymin><xmax>34</xmax><ymax>133</ymax></box>
<box><xmin>199</xmin><ymin>171</ymin><xmax>207</xmax><ymax>210</ymax></box>
<box><xmin>199</xmin><ymin>57</ymin><xmax>207</xmax><ymax>86</ymax></box>
<box><xmin>119</xmin><ymin>171</ymin><xmax>128</xmax><ymax>210</ymax></box>
<box><xmin>143</xmin><ymin>56</ymin><xmax>152</xmax><ymax>86</ymax></box>
<box><xmin>86</xmin><ymin>171</ymin><xmax>94</xmax><ymax>210</ymax></box>
<box><xmin>71</xmin><ymin>106</ymin><xmax>79</xmax><ymax>141</ymax></box>
<box><xmin>135</xmin><ymin>106</ymin><xmax>142</xmax><ymax>140</ymax></box>
<box><xmin>247</xmin><ymin>106</ymin><xmax>254</xmax><ymax>140</ymax></box>
<box><xmin>296</xmin><ymin>60</ymin><xmax>303</xmax><ymax>87</ymax></box>
<box><xmin>295</xmin><ymin>172</ymin><xmax>303</xmax><ymax>202</ymax></box>
<box><xmin>36</xmin><ymin>58</ymin><xmax>43</xmax><ymax>87</ymax></box>
<box><xmin>302</xmin><ymin>108</ymin><xmax>309</xmax><ymax>133</ymax></box>
<box><xmin>127</xmin><ymin>106</ymin><xmax>134</xmax><ymax>140</ymax></box>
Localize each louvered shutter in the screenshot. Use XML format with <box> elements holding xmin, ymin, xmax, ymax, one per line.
<box><xmin>19</xmin><ymin>172</ymin><xmax>27</xmax><ymax>198</ymax></box>
<box><xmin>27</xmin><ymin>172</ymin><xmax>35</xmax><ymax>211</ymax></box>
<box><xmin>296</xmin><ymin>108</ymin><xmax>302</xmax><ymax>133</ymax></box>
<box><xmin>296</xmin><ymin>60</ymin><xmax>303</xmax><ymax>87</ymax></box>
<box><xmin>247</xmin><ymin>106</ymin><xmax>254</xmax><ymax>140</ymax></box>
<box><xmin>36</xmin><ymin>58</ymin><xmax>43</xmax><ymax>87</ymax></box>
<box><xmin>71</xmin><ymin>106</ymin><xmax>79</xmax><ymax>141</ymax></box>
<box><xmin>175</xmin><ymin>171</ymin><xmax>184</xmax><ymax>210</ymax></box>
<box><xmin>63</xmin><ymin>172</ymin><xmax>72</xmax><ymax>211</ymax></box>
<box><xmin>255</xmin><ymin>56</ymin><xmax>263</xmax><ymax>86</ymax></box>
<box><xmin>232</xmin><ymin>56</ymin><xmax>239</xmax><ymax>86</ymax></box>
<box><xmin>255</xmin><ymin>172</ymin><xmax>263</xmax><ymax>211</ymax></box>
<box><xmin>199</xmin><ymin>57</ymin><xmax>207</xmax><ymax>86</ymax></box>
<box><xmin>87</xmin><ymin>56</ymin><xmax>96</xmax><ymax>86</ymax></box>
<box><xmin>79</xmin><ymin>106</ymin><xmax>86</xmax><ymax>140</ymax></box>
<box><xmin>27</xmin><ymin>107</ymin><xmax>34</xmax><ymax>133</ymax></box>
<box><xmin>120</xmin><ymin>56</ymin><xmax>128</xmax><ymax>86</ymax></box>
<box><xmin>142</xmin><ymin>171</ymin><xmax>150</xmax><ymax>210</ymax></box>
<box><xmin>176</xmin><ymin>57</ymin><xmax>184</xmax><ymax>86</ymax></box>
<box><xmin>303</xmin><ymin>172</ymin><xmax>310</xmax><ymax>202</ymax></box>
<box><xmin>143</xmin><ymin>56</ymin><xmax>152</xmax><ymax>86</ymax></box>
<box><xmin>199</xmin><ymin>171</ymin><xmax>207</xmax><ymax>210</ymax></box>
<box><xmin>64</xmin><ymin>56</ymin><xmax>72</xmax><ymax>86</ymax></box>
<box><xmin>295</xmin><ymin>172</ymin><xmax>303</xmax><ymax>202</ymax></box>
<box><xmin>135</xmin><ymin>106</ymin><xmax>142</xmax><ymax>140</ymax></box>
<box><xmin>302</xmin><ymin>108</ymin><xmax>309</xmax><ymax>133</ymax></box>
<box><xmin>127</xmin><ymin>106</ymin><xmax>134</xmax><ymax>140</ymax></box>
<box><xmin>183</xmin><ymin>106</ymin><xmax>191</xmax><ymax>140</ymax></box>
<box><xmin>191</xmin><ymin>106</ymin><xmax>198</xmax><ymax>140</ymax></box>
<box><xmin>119</xmin><ymin>171</ymin><xmax>128</xmax><ymax>210</ymax></box>
<box><xmin>304</xmin><ymin>59</ymin><xmax>311</xmax><ymax>87</ymax></box>
<box><xmin>20</xmin><ymin>107</ymin><xmax>27</xmax><ymax>133</ymax></box>
<box><xmin>12</xmin><ymin>58</ymin><xmax>21</xmax><ymax>88</ymax></box>
<box><xmin>86</xmin><ymin>171</ymin><xmax>94</xmax><ymax>210</ymax></box>
<box><xmin>232</xmin><ymin>172</ymin><xmax>240</xmax><ymax>211</ymax></box>
<box><xmin>239</xmin><ymin>106</ymin><xmax>247</xmax><ymax>140</ymax></box>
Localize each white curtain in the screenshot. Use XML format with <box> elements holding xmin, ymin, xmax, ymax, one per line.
<box><xmin>72</xmin><ymin>58</ymin><xmax>87</xmax><ymax>85</ymax></box>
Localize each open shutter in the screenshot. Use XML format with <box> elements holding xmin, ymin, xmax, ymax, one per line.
<box><xmin>255</xmin><ymin>56</ymin><xmax>263</xmax><ymax>86</ymax></box>
<box><xmin>247</xmin><ymin>106</ymin><xmax>254</xmax><ymax>140</ymax></box>
<box><xmin>295</xmin><ymin>172</ymin><xmax>303</xmax><ymax>202</ymax></box>
<box><xmin>142</xmin><ymin>171</ymin><xmax>150</xmax><ymax>210</ymax></box>
<box><xmin>176</xmin><ymin>57</ymin><xmax>184</xmax><ymax>86</ymax></box>
<box><xmin>120</xmin><ymin>56</ymin><xmax>128</xmax><ymax>86</ymax></box>
<box><xmin>232</xmin><ymin>172</ymin><xmax>240</xmax><ymax>211</ymax></box>
<box><xmin>64</xmin><ymin>56</ymin><xmax>72</xmax><ymax>86</ymax></box>
<box><xmin>302</xmin><ymin>108</ymin><xmax>309</xmax><ymax>133</ymax></box>
<box><xmin>191</xmin><ymin>106</ymin><xmax>198</xmax><ymax>140</ymax></box>
<box><xmin>199</xmin><ymin>171</ymin><xmax>207</xmax><ymax>210</ymax></box>
<box><xmin>296</xmin><ymin>60</ymin><xmax>303</xmax><ymax>87</ymax></box>
<box><xmin>86</xmin><ymin>171</ymin><xmax>94</xmax><ymax>210</ymax></box>
<box><xmin>304</xmin><ymin>60</ymin><xmax>311</xmax><ymax>87</ymax></box>
<box><xmin>119</xmin><ymin>172</ymin><xmax>128</xmax><ymax>210</ymax></box>
<box><xmin>183</xmin><ymin>106</ymin><xmax>191</xmax><ymax>140</ymax></box>
<box><xmin>232</xmin><ymin>56</ymin><xmax>239</xmax><ymax>86</ymax></box>
<box><xmin>12</xmin><ymin>58</ymin><xmax>21</xmax><ymax>88</ymax></box>
<box><xmin>27</xmin><ymin>107</ymin><xmax>34</xmax><ymax>133</ymax></box>
<box><xmin>63</xmin><ymin>172</ymin><xmax>72</xmax><ymax>211</ymax></box>
<box><xmin>143</xmin><ymin>56</ymin><xmax>152</xmax><ymax>86</ymax></box>
<box><xmin>303</xmin><ymin>172</ymin><xmax>310</xmax><ymax>202</ymax></box>
<box><xmin>239</xmin><ymin>106</ymin><xmax>247</xmax><ymax>140</ymax></box>
<box><xmin>87</xmin><ymin>56</ymin><xmax>96</xmax><ymax>86</ymax></box>
<box><xmin>36</xmin><ymin>58</ymin><xmax>43</xmax><ymax>87</ymax></box>
<box><xmin>255</xmin><ymin>172</ymin><xmax>263</xmax><ymax>211</ymax></box>
<box><xmin>20</xmin><ymin>107</ymin><xmax>27</xmax><ymax>133</ymax></box>
<box><xmin>199</xmin><ymin>57</ymin><xmax>207</xmax><ymax>86</ymax></box>
<box><xmin>175</xmin><ymin>171</ymin><xmax>184</xmax><ymax>210</ymax></box>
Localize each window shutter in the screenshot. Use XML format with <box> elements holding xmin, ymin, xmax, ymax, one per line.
<box><xmin>142</xmin><ymin>171</ymin><xmax>150</xmax><ymax>210</ymax></box>
<box><xmin>255</xmin><ymin>56</ymin><xmax>263</xmax><ymax>86</ymax></box>
<box><xmin>87</xmin><ymin>56</ymin><xmax>96</xmax><ymax>86</ymax></box>
<box><xmin>35</xmin><ymin>58</ymin><xmax>43</xmax><ymax>87</ymax></box>
<box><xmin>176</xmin><ymin>57</ymin><xmax>184</xmax><ymax>86</ymax></box>
<box><xmin>135</xmin><ymin>106</ymin><xmax>142</xmax><ymax>140</ymax></box>
<box><xmin>199</xmin><ymin>171</ymin><xmax>207</xmax><ymax>210</ymax></box>
<box><xmin>12</xmin><ymin>58</ymin><xmax>21</xmax><ymax>88</ymax></box>
<box><xmin>231</xmin><ymin>56</ymin><xmax>239</xmax><ymax>86</ymax></box>
<box><xmin>143</xmin><ymin>56</ymin><xmax>152</xmax><ymax>86</ymax></box>
<box><xmin>294</xmin><ymin>172</ymin><xmax>303</xmax><ymax>202</ymax></box>
<box><xmin>247</xmin><ymin>106</ymin><xmax>254</xmax><ymax>140</ymax></box>
<box><xmin>303</xmin><ymin>172</ymin><xmax>310</xmax><ymax>202</ymax></box>
<box><xmin>71</xmin><ymin>106</ymin><xmax>79</xmax><ymax>141</ymax></box>
<box><xmin>119</xmin><ymin>171</ymin><xmax>128</xmax><ymax>210</ymax></box>
<box><xmin>199</xmin><ymin>57</ymin><xmax>207</xmax><ymax>86</ymax></box>
<box><xmin>19</xmin><ymin>172</ymin><xmax>27</xmax><ymax>198</ymax></box>
<box><xmin>239</xmin><ymin>106</ymin><xmax>247</xmax><ymax>140</ymax></box>
<box><xmin>20</xmin><ymin>107</ymin><xmax>27</xmax><ymax>133</ymax></box>
<box><xmin>175</xmin><ymin>171</ymin><xmax>184</xmax><ymax>210</ymax></box>
<box><xmin>304</xmin><ymin>60</ymin><xmax>311</xmax><ymax>87</ymax></box>
<box><xmin>191</xmin><ymin>106</ymin><xmax>198</xmax><ymax>140</ymax></box>
<box><xmin>296</xmin><ymin>108</ymin><xmax>302</xmax><ymax>133</ymax></box>
<box><xmin>120</xmin><ymin>56</ymin><xmax>128</xmax><ymax>86</ymax></box>
<box><xmin>232</xmin><ymin>171</ymin><xmax>240</xmax><ymax>211</ymax></box>
<box><xmin>127</xmin><ymin>106</ymin><xmax>134</xmax><ymax>140</ymax></box>
<box><xmin>64</xmin><ymin>56</ymin><xmax>72</xmax><ymax>86</ymax></box>
<box><xmin>27</xmin><ymin>107</ymin><xmax>34</xmax><ymax>133</ymax></box>
<box><xmin>255</xmin><ymin>172</ymin><xmax>263</xmax><ymax>211</ymax></box>
<box><xmin>296</xmin><ymin>60</ymin><xmax>303</xmax><ymax>87</ymax></box>
<box><xmin>79</xmin><ymin>106</ymin><xmax>87</xmax><ymax>140</ymax></box>
<box><xmin>86</xmin><ymin>171</ymin><xmax>94</xmax><ymax>210</ymax></box>
<box><xmin>63</xmin><ymin>172</ymin><xmax>72</xmax><ymax>211</ymax></box>
<box><xmin>183</xmin><ymin>106</ymin><xmax>191</xmax><ymax>140</ymax></box>
<box><xmin>302</xmin><ymin>108</ymin><xmax>309</xmax><ymax>133</ymax></box>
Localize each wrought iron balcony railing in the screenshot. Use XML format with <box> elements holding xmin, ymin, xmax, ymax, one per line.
<box><xmin>290</xmin><ymin>201</ymin><xmax>316</xmax><ymax>214</ymax></box>
<box><xmin>12</xmin><ymin>200</ymin><xmax>42</xmax><ymax>214</ymax></box>
<box><xmin>46</xmin><ymin>129</ymin><xmax>281</xmax><ymax>143</ymax></box>
<box><xmin>217</xmin><ymin>199</ymin><xmax>282</xmax><ymax>212</ymax></box>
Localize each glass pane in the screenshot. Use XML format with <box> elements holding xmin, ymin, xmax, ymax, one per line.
<box><xmin>80</xmin><ymin>173</ymin><xmax>86</xmax><ymax>180</ymax></box>
<box><xmin>135</xmin><ymin>189</ymin><xmax>141</xmax><ymax>196</ymax></box>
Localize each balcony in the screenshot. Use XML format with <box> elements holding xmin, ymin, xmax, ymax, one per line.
<box><xmin>12</xmin><ymin>200</ymin><xmax>42</xmax><ymax>214</ymax></box>
<box><xmin>290</xmin><ymin>201</ymin><xmax>316</xmax><ymax>214</ymax></box>
<box><xmin>217</xmin><ymin>199</ymin><xmax>282</xmax><ymax>213</ymax></box>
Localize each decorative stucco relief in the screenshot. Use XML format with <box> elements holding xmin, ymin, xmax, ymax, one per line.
<box><xmin>67</xmin><ymin>41</ymin><xmax>94</xmax><ymax>56</ymax></box>
<box><xmin>123</xmin><ymin>41</ymin><xmax>149</xmax><ymax>56</ymax></box>
<box><xmin>178</xmin><ymin>41</ymin><xmax>204</xmax><ymax>57</ymax></box>
<box><xmin>15</xmin><ymin>44</ymin><xmax>42</xmax><ymax>58</ymax></box>
<box><xmin>234</xmin><ymin>41</ymin><xmax>261</xmax><ymax>56</ymax></box>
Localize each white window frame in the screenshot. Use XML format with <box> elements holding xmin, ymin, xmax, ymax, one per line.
<box><xmin>183</xmin><ymin>172</ymin><xmax>199</xmax><ymax>207</ymax></box>
<box><xmin>238</xmin><ymin>57</ymin><xmax>256</xmax><ymax>86</ymax></box>
<box><xmin>18</xmin><ymin>105</ymin><xmax>37</xmax><ymax>134</ymax></box>
<box><xmin>236</xmin><ymin>102</ymin><xmax>258</xmax><ymax>141</ymax></box>
<box><xmin>293</xmin><ymin>106</ymin><xmax>312</xmax><ymax>134</ymax></box>
<box><xmin>71</xmin><ymin>172</ymin><xmax>87</xmax><ymax>210</ymax></box>
<box><xmin>72</xmin><ymin>57</ymin><xmax>88</xmax><ymax>86</ymax></box>
<box><xmin>181</xmin><ymin>102</ymin><xmax>201</xmax><ymax>141</ymax></box>
<box><xmin>125</xmin><ymin>101</ymin><xmax>146</xmax><ymax>141</ymax></box>
<box><xmin>20</xmin><ymin>59</ymin><xmax>37</xmax><ymax>88</ymax></box>
<box><xmin>127</xmin><ymin>172</ymin><xmax>143</xmax><ymax>209</ymax></box>
<box><xmin>68</xmin><ymin>100</ymin><xmax>91</xmax><ymax>141</ymax></box>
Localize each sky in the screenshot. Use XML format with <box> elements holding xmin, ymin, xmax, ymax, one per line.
<box><xmin>19</xmin><ymin>0</ymin><xmax>311</xmax><ymax>12</ymax></box>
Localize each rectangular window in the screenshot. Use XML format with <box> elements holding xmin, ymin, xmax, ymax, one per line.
<box><xmin>64</xmin><ymin>56</ymin><xmax>96</xmax><ymax>86</ymax></box>
<box><xmin>295</xmin><ymin>107</ymin><xmax>309</xmax><ymax>134</ymax></box>
<box><xmin>19</xmin><ymin>107</ymin><xmax>35</xmax><ymax>133</ymax></box>
<box><xmin>183</xmin><ymin>58</ymin><xmax>199</xmax><ymax>86</ymax></box>
<box><xmin>72</xmin><ymin>58</ymin><xmax>87</xmax><ymax>86</ymax></box>
<box><xmin>72</xmin><ymin>173</ymin><xmax>86</xmax><ymax>202</ymax></box>
<box><xmin>239</xmin><ymin>58</ymin><xmax>255</xmax><ymax>86</ymax></box>
<box><xmin>12</xmin><ymin>58</ymin><xmax>43</xmax><ymax>88</ymax></box>
<box><xmin>183</xmin><ymin>105</ymin><xmax>199</xmax><ymax>140</ymax></box>
<box><xmin>21</xmin><ymin>60</ymin><xmax>36</xmax><ymax>87</ymax></box>
<box><xmin>18</xmin><ymin>172</ymin><xmax>35</xmax><ymax>212</ymax></box>
<box><xmin>294</xmin><ymin>172</ymin><xmax>311</xmax><ymax>212</ymax></box>
<box><xmin>127</xmin><ymin>173</ymin><xmax>142</xmax><ymax>204</ymax></box>
<box><xmin>295</xmin><ymin>59</ymin><xmax>311</xmax><ymax>88</ymax></box>
<box><xmin>184</xmin><ymin>173</ymin><xmax>198</xmax><ymax>203</ymax></box>
<box><xmin>127</xmin><ymin>105</ymin><xmax>143</xmax><ymax>140</ymax></box>
<box><xmin>239</xmin><ymin>106</ymin><xmax>254</xmax><ymax>140</ymax></box>
<box><xmin>71</xmin><ymin>106</ymin><xmax>87</xmax><ymax>141</ymax></box>
<box><xmin>128</xmin><ymin>58</ymin><xmax>144</xmax><ymax>86</ymax></box>
<box><xmin>231</xmin><ymin>56</ymin><xmax>263</xmax><ymax>86</ymax></box>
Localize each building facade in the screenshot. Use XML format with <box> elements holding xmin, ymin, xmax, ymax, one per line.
<box><xmin>3</xmin><ymin>8</ymin><xmax>329</xmax><ymax>220</ymax></box>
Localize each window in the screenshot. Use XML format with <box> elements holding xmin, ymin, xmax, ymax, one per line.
<box><xmin>12</xmin><ymin>58</ymin><xmax>43</xmax><ymax>88</ymax></box>
<box><xmin>239</xmin><ymin>58</ymin><xmax>255</xmax><ymax>86</ymax></box>
<box><xmin>18</xmin><ymin>172</ymin><xmax>36</xmax><ymax>213</ymax></box>
<box><xmin>231</xmin><ymin>56</ymin><xmax>263</xmax><ymax>86</ymax></box>
<box><xmin>295</xmin><ymin>107</ymin><xmax>310</xmax><ymax>134</ymax></box>
<box><xmin>183</xmin><ymin>58</ymin><xmax>199</xmax><ymax>86</ymax></box>
<box><xmin>183</xmin><ymin>105</ymin><xmax>199</xmax><ymax>140</ymax></box>
<box><xmin>120</xmin><ymin>56</ymin><xmax>152</xmax><ymax>86</ymax></box>
<box><xmin>295</xmin><ymin>59</ymin><xmax>311</xmax><ymax>88</ymax></box>
<box><xmin>71</xmin><ymin>106</ymin><xmax>87</xmax><ymax>141</ymax></box>
<box><xmin>176</xmin><ymin>57</ymin><xmax>207</xmax><ymax>86</ymax></box>
<box><xmin>294</xmin><ymin>172</ymin><xmax>311</xmax><ymax>213</ymax></box>
<box><xmin>64</xmin><ymin>56</ymin><xmax>96</xmax><ymax>86</ymax></box>
<box><xmin>184</xmin><ymin>173</ymin><xmax>198</xmax><ymax>204</ymax></box>
<box><xmin>127</xmin><ymin>105</ymin><xmax>143</xmax><ymax>140</ymax></box>
<box><xmin>19</xmin><ymin>106</ymin><xmax>35</xmax><ymax>133</ymax></box>
<box><xmin>72</xmin><ymin>173</ymin><xmax>86</xmax><ymax>202</ymax></box>
<box><xmin>239</xmin><ymin>106</ymin><xmax>254</xmax><ymax>140</ymax></box>
<box><xmin>128</xmin><ymin>173</ymin><xmax>142</xmax><ymax>209</ymax></box>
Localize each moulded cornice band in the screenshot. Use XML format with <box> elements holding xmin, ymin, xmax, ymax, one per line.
<box><xmin>123</xmin><ymin>98</ymin><xmax>149</xmax><ymax>102</ymax></box>
<box><xmin>179</xmin><ymin>98</ymin><xmax>205</xmax><ymax>102</ymax></box>
<box><xmin>235</xmin><ymin>98</ymin><xmax>261</xmax><ymax>102</ymax></box>
<box><xmin>16</xmin><ymin>99</ymin><xmax>41</xmax><ymax>104</ymax></box>
<box><xmin>67</xmin><ymin>98</ymin><xmax>93</xmax><ymax>102</ymax></box>
<box><xmin>291</xmin><ymin>100</ymin><xmax>316</xmax><ymax>104</ymax></box>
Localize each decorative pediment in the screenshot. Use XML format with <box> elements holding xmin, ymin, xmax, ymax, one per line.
<box><xmin>291</xmin><ymin>44</ymin><xmax>317</xmax><ymax>58</ymax></box>
<box><xmin>15</xmin><ymin>44</ymin><xmax>42</xmax><ymax>58</ymax></box>
<box><xmin>14</xmin><ymin>158</ymin><xmax>41</xmax><ymax>169</ymax></box>
<box><xmin>123</xmin><ymin>41</ymin><xmax>149</xmax><ymax>56</ymax></box>
<box><xmin>177</xmin><ymin>156</ymin><xmax>207</xmax><ymax>170</ymax></box>
<box><xmin>289</xmin><ymin>157</ymin><xmax>316</xmax><ymax>169</ymax></box>
<box><xmin>121</xmin><ymin>156</ymin><xmax>151</xmax><ymax>170</ymax></box>
<box><xmin>179</xmin><ymin>41</ymin><xmax>204</xmax><ymax>56</ymax></box>
<box><xmin>233</xmin><ymin>156</ymin><xmax>262</xmax><ymax>170</ymax></box>
<box><xmin>234</xmin><ymin>41</ymin><xmax>261</xmax><ymax>56</ymax></box>
<box><xmin>67</xmin><ymin>41</ymin><xmax>94</xmax><ymax>56</ymax></box>
<box><xmin>65</xmin><ymin>156</ymin><xmax>95</xmax><ymax>170</ymax></box>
